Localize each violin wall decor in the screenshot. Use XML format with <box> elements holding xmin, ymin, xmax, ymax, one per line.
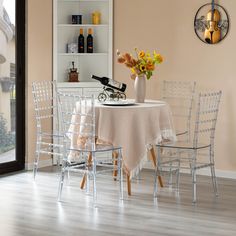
<box><xmin>194</xmin><ymin>0</ymin><xmax>229</xmax><ymax>44</ymax></box>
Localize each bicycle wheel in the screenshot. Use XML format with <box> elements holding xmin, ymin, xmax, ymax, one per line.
<box><xmin>118</xmin><ymin>93</ymin><xmax>126</xmax><ymax>100</ymax></box>
<box><xmin>98</xmin><ymin>93</ymin><xmax>107</xmax><ymax>102</ymax></box>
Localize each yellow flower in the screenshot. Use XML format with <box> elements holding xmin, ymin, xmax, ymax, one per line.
<box><xmin>154</xmin><ymin>51</ymin><xmax>163</xmax><ymax>63</ymax></box>
<box><xmin>139</xmin><ymin>64</ymin><xmax>146</xmax><ymax>72</ymax></box>
<box><xmin>138</xmin><ymin>51</ymin><xmax>145</xmax><ymax>58</ymax></box>
<box><xmin>130</xmin><ymin>67</ymin><xmax>136</xmax><ymax>74</ymax></box>
<box><xmin>117</xmin><ymin>48</ymin><xmax>163</xmax><ymax>80</ymax></box>
<box><xmin>156</xmin><ymin>54</ymin><xmax>163</xmax><ymax>63</ymax></box>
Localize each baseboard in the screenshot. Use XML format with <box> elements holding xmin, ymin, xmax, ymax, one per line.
<box><xmin>25</xmin><ymin>159</ymin><xmax>53</xmax><ymax>171</ymax></box>
<box><xmin>143</xmin><ymin>161</ymin><xmax>236</xmax><ymax>180</ymax></box>
<box><xmin>25</xmin><ymin>159</ymin><xmax>236</xmax><ymax>180</ymax></box>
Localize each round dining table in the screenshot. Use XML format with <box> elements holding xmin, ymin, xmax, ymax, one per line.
<box><xmin>94</xmin><ymin>99</ymin><xmax>176</xmax><ymax>195</ymax></box>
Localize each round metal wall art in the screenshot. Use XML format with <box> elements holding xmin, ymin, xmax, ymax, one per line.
<box><xmin>194</xmin><ymin>3</ymin><xmax>229</xmax><ymax>44</ymax></box>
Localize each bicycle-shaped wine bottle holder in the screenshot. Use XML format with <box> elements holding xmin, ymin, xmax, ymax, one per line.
<box><xmin>91</xmin><ymin>75</ymin><xmax>127</xmax><ymax>102</ymax></box>
<box><xmin>98</xmin><ymin>86</ymin><xmax>126</xmax><ymax>102</ymax></box>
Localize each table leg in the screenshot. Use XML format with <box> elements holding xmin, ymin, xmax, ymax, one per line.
<box><xmin>80</xmin><ymin>152</ymin><xmax>92</xmax><ymax>189</ymax></box>
<box><xmin>127</xmin><ymin>173</ymin><xmax>131</xmax><ymax>196</ymax></box>
<box><xmin>150</xmin><ymin>147</ymin><xmax>164</xmax><ymax>187</ymax></box>
<box><xmin>112</xmin><ymin>151</ymin><xmax>118</xmax><ymax>180</ymax></box>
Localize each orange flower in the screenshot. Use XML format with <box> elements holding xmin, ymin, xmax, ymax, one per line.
<box><xmin>131</xmin><ymin>58</ymin><xmax>138</xmax><ymax>66</ymax></box>
<box><xmin>146</xmin><ymin>63</ymin><xmax>155</xmax><ymax>71</ymax></box>
<box><xmin>124</xmin><ymin>53</ymin><xmax>132</xmax><ymax>62</ymax></box>
<box><xmin>117</xmin><ymin>56</ymin><xmax>126</xmax><ymax>63</ymax></box>
<box><xmin>125</xmin><ymin>62</ymin><xmax>133</xmax><ymax>68</ymax></box>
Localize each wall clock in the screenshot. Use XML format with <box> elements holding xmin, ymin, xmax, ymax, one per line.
<box><xmin>194</xmin><ymin>0</ymin><xmax>229</xmax><ymax>44</ymax></box>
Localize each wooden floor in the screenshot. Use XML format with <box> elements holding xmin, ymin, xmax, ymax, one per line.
<box><xmin>0</xmin><ymin>167</ymin><xmax>236</xmax><ymax>236</ymax></box>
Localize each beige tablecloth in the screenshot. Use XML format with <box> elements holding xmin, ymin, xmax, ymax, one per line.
<box><xmin>95</xmin><ymin>100</ymin><xmax>176</xmax><ymax>177</ymax></box>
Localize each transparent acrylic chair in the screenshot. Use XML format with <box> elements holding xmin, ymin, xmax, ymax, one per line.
<box><xmin>157</xmin><ymin>81</ymin><xmax>196</xmax><ymax>186</ymax></box>
<box><xmin>57</xmin><ymin>92</ymin><xmax>123</xmax><ymax>205</ymax></box>
<box><xmin>154</xmin><ymin>91</ymin><xmax>222</xmax><ymax>203</ymax></box>
<box><xmin>162</xmin><ymin>80</ymin><xmax>196</xmax><ymax>141</ymax></box>
<box><xmin>32</xmin><ymin>81</ymin><xmax>63</xmax><ymax>179</ymax></box>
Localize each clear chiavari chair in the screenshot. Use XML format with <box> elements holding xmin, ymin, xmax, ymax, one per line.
<box><xmin>162</xmin><ymin>80</ymin><xmax>196</xmax><ymax>141</ymax></box>
<box><xmin>32</xmin><ymin>81</ymin><xmax>63</xmax><ymax>179</ymax></box>
<box><xmin>154</xmin><ymin>91</ymin><xmax>222</xmax><ymax>203</ymax></box>
<box><xmin>157</xmin><ymin>81</ymin><xmax>196</xmax><ymax>186</ymax></box>
<box><xmin>57</xmin><ymin>92</ymin><xmax>123</xmax><ymax>205</ymax></box>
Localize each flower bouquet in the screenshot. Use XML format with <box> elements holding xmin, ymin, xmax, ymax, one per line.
<box><xmin>117</xmin><ymin>48</ymin><xmax>163</xmax><ymax>80</ymax></box>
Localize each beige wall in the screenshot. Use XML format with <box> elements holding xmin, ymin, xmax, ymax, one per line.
<box><xmin>114</xmin><ymin>0</ymin><xmax>236</xmax><ymax>172</ymax></box>
<box><xmin>27</xmin><ymin>0</ymin><xmax>236</xmax><ymax>173</ymax></box>
<box><xmin>26</xmin><ymin>0</ymin><xmax>53</xmax><ymax>165</ymax></box>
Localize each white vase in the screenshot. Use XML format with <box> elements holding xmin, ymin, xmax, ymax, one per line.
<box><xmin>134</xmin><ymin>74</ymin><xmax>146</xmax><ymax>103</ymax></box>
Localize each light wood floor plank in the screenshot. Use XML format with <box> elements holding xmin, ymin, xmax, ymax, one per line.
<box><xmin>0</xmin><ymin>167</ymin><xmax>236</xmax><ymax>236</ymax></box>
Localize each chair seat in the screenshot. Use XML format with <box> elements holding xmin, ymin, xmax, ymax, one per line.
<box><xmin>157</xmin><ymin>140</ymin><xmax>210</xmax><ymax>150</ymax></box>
<box><xmin>69</xmin><ymin>143</ymin><xmax>122</xmax><ymax>153</ymax></box>
<box><xmin>39</xmin><ymin>130</ymin><xmax>64</xmax><ymax>138</ymax></box>
<box><xmin>175</xmin><ymin>130</ymin><xmax>188</xmax><ymax>136</ymax></box>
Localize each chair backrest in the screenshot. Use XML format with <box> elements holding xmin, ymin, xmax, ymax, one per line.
<box><xmin>193</xmin><ymin>91</ymin><xmax>222</xmax><ymax>148</ymax></box>
<box><xmin>162</xmin><ymin>80</ymin><xmax>196</xmax><ymax>141</ymax></box>
<box><xmin>57</xmin><ymin>92</ymin><xmax>96</xmax><ymax>152</ymax></box>
<box><xmin>32</xmin><ymin>81</ymin><xmax>59</xmax><ymax>133</ymax></box>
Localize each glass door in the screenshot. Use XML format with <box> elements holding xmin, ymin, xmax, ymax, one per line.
<box><xmin>0</xmin><ymin>0</ymin><xmax>25</xmax><ymax>174</ymax></box>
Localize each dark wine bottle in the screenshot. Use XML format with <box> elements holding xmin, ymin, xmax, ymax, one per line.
<box><xmin>87</xmin><ymin>28</ymin><xmax>93</xmax><ymax>53</ymax></box>
<box><xmin>91</xmin><ymin>75</ymin><xmax>127</xmax><ymax>92</ymax></box>
<box><xmin>78</xmin><ymin>28</ymin><xmax>84</xmax><ymax>53</ymax></box>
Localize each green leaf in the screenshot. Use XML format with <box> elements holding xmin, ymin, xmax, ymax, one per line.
<box><xmin>146</xmin><ymin>71</ymin><xmax>152</xmax><ymax>80</ymax></box>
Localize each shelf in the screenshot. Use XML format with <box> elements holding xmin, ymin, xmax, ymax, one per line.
<box><xmin>57</xmin><ymin>24</ymin><xmax>108</xmax><ymax>27</ymax></box>
<box><xmin>57</xmin><ymin>81</ymin><xmax>102</xmax><ymax>88</ymax></box>
<box><xmin>58</xmin><ymin>53</ymin><xmax>108</xmax><ymax>56</ymax></box>
<box><xmin>54</xmin><ymin>0</ymin><xmax>112</xmax><ymax>85</ymax></box>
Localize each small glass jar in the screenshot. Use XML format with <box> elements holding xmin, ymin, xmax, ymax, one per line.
<box><xmin>92</xmin><ymin>11</ymin><xmax>101</xmax><ymax>25</ymax></box>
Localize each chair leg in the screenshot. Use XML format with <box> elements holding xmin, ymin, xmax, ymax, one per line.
<box><xmin>210</xmin><ymin>166</ymin><xmax>218</xmax><ymax>196</ymax></box>
<box><xmin>80</xmin><ymin>152</ymin><xmax>92</xmax><ymax>189</ymax></box>
<box><xmin>176</xmin><ymin>158</ymin><xmax>181</xmax><ymax>192</ymax></box>
<box><xmin>58</xmin><ymin>161</ymin><xmax>66</xmax><ymax>201</ymax></box>
<box><xmin>150</xmin><ymin>146</ymin><xmax>163</xmax><ymax>187</ymax></box>
<box><xmin>167</xmin><ymin>161</ymin><xmax>173</xmax><ymax>186</ymax></box>
<box><xmin>210</xmin><ymin>146</ymin><xmax>218</xmax><ymax>197</ymax></box>
<box><xmin>191</xmin><ymin>151</ymin><xmax>197</xmax><ymax>203</ymax></box>
<box><xmin>92</xmin><ymin>153</ymin><xmax>97</xmax><ymax>205</ymax></box>
<box><xmin>154</xmin><ymin>146</ymin><xmax>162</xmax><ymax>198</ymax></box>
<box><xmin>112</xmin><ymin>151</ymin><xmax>118</xmax><ymax>180</ymax></box>
<box><xmin>127</xmin><ymin>173</ymin><xmax>131</xmax><ymax>196</ymax></box>
<box><xmin>118</xmin><ymin>149</ymin><xmax>123</xmax><ymax>200</ymax></box>
<box><xmin>33</xmin><ymin>137</ymin><xmax>41</xmax><ymax>180</ymax></box>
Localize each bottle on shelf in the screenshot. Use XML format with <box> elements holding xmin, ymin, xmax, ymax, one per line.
<box><xmin>78</xmin><ymin>28</ymin><xmax>84</xmax><ymax>53</ymax></box>
<box><xmin>92</xmin><ymin>11</ymin><xmax>101</xmax><ymax>25</ymax></box>
<box><xmin>91</xmin><ymin>75</ymin><xmax>127</xmax><ymax>92</ymax></box>
<box><xmin>87</xmin><ymin>28</ymin><xmax>93</xmax><ymax>53</ymax></box>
